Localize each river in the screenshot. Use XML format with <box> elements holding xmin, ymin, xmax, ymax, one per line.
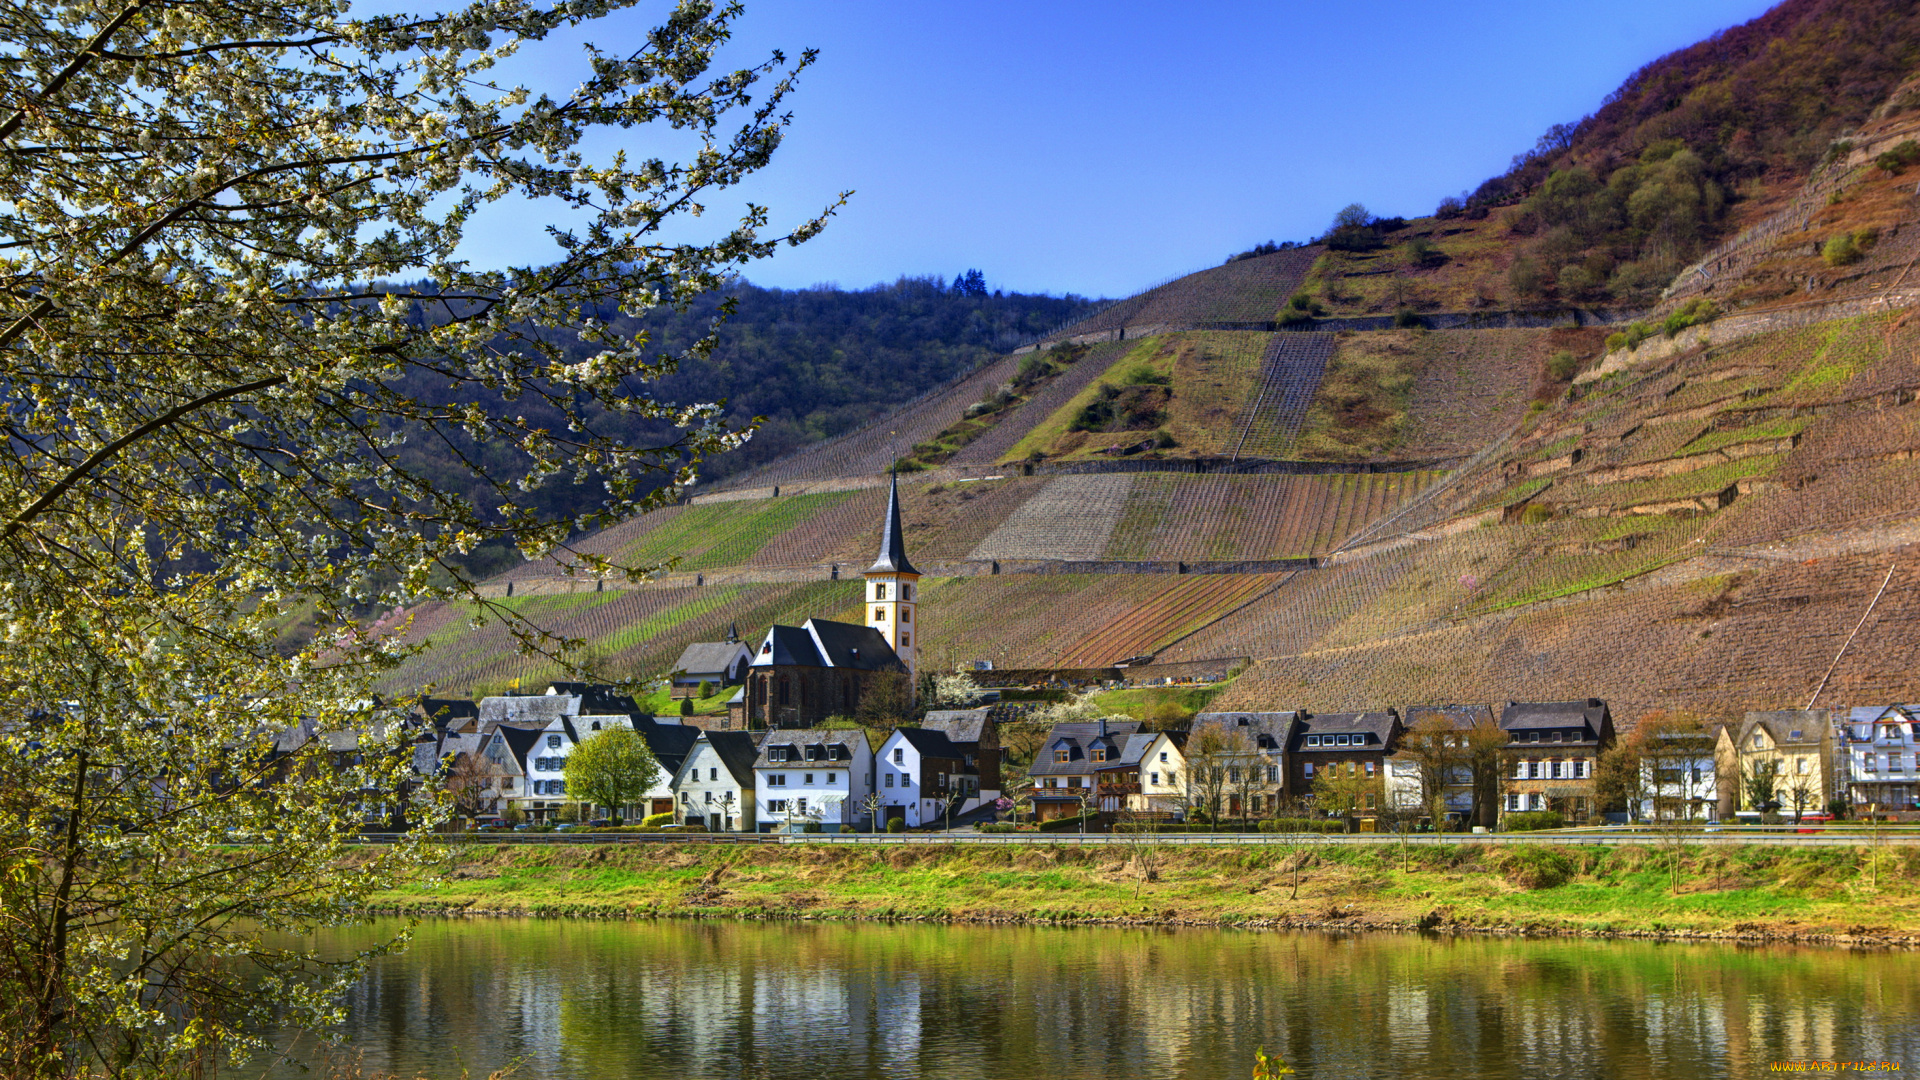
<box><xmin>275</xmin><ymin>918</ymin><xmax>1920</xmax><ymax>1079</ymax></box>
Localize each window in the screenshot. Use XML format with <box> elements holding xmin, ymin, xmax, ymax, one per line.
<box><xmin>1167</xmin><ymin>771</ymin><xmax>1178</xmax><ymax>785</ymax></box>
<box><xmin>680</xmin><ymin>792</ymin><xmax>689</xmax><ymax>803</ymax></box>
<box><xmin>1528</xmin><ymin>760</ymin><xmax>1541</xmax><ymax>779</ymax></box>
<box><xmin>1303</xmin><ymin>763</ymin><xmax>1315</xmax><ymax>778</ymax></box>
<box><xmin>1892</xmin><ymin>754</ymin><xmax>1905</xmax><ymax>772</ymax></box>
<box><xmin>1228</xmin><ymin>767</ymin><xmax>1240</xmax><ymax>783</ymax></box>
<box><xmin>902</xmin><ymin>584</ymin><xmax>913</xmax><ymax>601</ymax></box>
<box><xmin>875</xmin><ymin>583</ymin><xmax>889</xmax><ymax>600</ymax></box>
<box><xmin>704</xmin><ymin>791</ymin><xmax>713</xmax><ymax>804</ymax></box>
<box><xmin>777</xmin><ymin>678</ymin><xmax>790</xmax><ymax>706</ymax></box>
<box><xmin>1363</xmin><ymin>793</ymin><xmax>1376</xmax><ymax>810</ymax></box>
<box><xmin>1055</xmin><ymin>748</ymin><xmax>1069</xmax><ymax>763</ymax></box>
<box><xmin>1092</xmin><ymin>747</ymin><xmax>1108</xmax><ymax>763</ymax></box>
<box><xmin>1149</xmin><ymin>771</ymin><xmax>1160</xmax><ymax>785</ymax></box>
<box><xmin>1789</xmin><ymin>730</ymin><xmax>1804</xmax><ymax>741</ymax></box>
<box><xmin>547</xmin><ymin>735</ymin><xmax>561</xmax><ymax>749</ymax></box>
<box><xmin>1753</xmin><ymin>734</ymin><xmax>1764</xmax><ymax>749</ymax></box>
<box><xmin>1529</xmin><ymin>731</ymin><xmax>1540</xmax><ymax>743</ymax></box>
<box><xmin>805</xmin><ymin>773</ymin><xmax>815</xmax><ymax>785</ymax></box>
<box><xmin>1550</xmin><ymin>760</ymin><xmax>1563</xmax><ymax>780</ymax></box>
<box><xmin>1507</xmin><ymin>793</ymin><xmax>1521</xmax><ymax>811</ymax></box>
<box><xmin>1364</xmin><ymin>761</ymin><xmax>1375</xmax><ymax>778</ymax></box>
<box><xmin>1346</xmin><ymin>761</ymin><xmax>1358</xmax><ymax>778</ymax></box>
<box><xmin>886</xmin><ymin>773</ymin><xmax>895</xmax><ymax>787</ymax></box>
<box><xmin>901</xmin><ymin>633</ymin><xmax>910</xmax><ymax>647</ymax></box>
<box><xmin>769</xmin><ymin>774</ymin><xmax>786</xmax><ymax>786</ymax></box>
<box><xmin>1528</xmin><ymin>793</ymin><xmax>1542</xmax><ymax>810</ymax></box>
<box><xmin>902</xmin><ymin>775</ymin><xmax>913</xmax><ymax>789</ymax></box>
<box><xmin>874</xmin><ymin>607</ymin><xmax>887</xmax><ymax>621</ymax></box>
<box><xmin>1268</xmin><ymin>766</ymin><xmax>1279</xmax><ymax>783</ymax></box>
<box><xmin>1159</xmin><ymin>751</ymin><xmax>1168</xmax><ymax>763</ymax></box>
<box><xmin>827</xmin><ymin>773</ymin><xmax>838</xmax><ymax>784</ymax></box>
<box><xmin>1866</xmin><ymin>755</ymin><xmax>1879</xmax><ymax>773</ymax></box>
<box><xmin>902</xmin><ymin>609</ymin><xmax>911</xmax><ymax>624</ymax></box>
<box><xmin>1798</xmin><ymin>757</ymin><xmax>1810</xmax><ymax>775</ymax></box>
<box><xmin>710</xmin><ymin>767</ymin><xmax>718</xmax><ymax>781</ymax></box>
<box><xmin>1573</xmin><ymin>759</ymin><xmax>1585</xmax><ymax>779</ymax></box>
<box><xmin>795</xmin><ymin>798</ymin><xmax>807</xmax><ymax>814</ymax></box>
<box><xmin>893</xmin><ymin>747</ymin><xmax>905</xmax><ymax>764</ymax></box>
<box><xmin>1336</xmin><ymin>735</ymin><xmax>1350</xmax><ymax>747</ymax></box>
<box><xmin>768</xmin><ymin>799</ymin><xmax>788</xmax><ymax>813</ymax></box>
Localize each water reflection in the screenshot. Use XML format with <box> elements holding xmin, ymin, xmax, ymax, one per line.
<box><xmin>281</xmin><ymin>920</ymin><xmax>1920</xmax><ymax>1080</ymax></box>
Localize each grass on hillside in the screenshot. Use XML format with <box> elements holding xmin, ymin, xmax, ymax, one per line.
<box><xmin>1293</xmin><ymin>333</ymin><xmax>1418</xmax><ymax>460</ymax></box>
<box><xmin>1087</xmin><ymin>683</ymin><xmax>1231</xmax><ymax>726</ymax></box>
<box><xmin>367</xmin><ymin>841</ymin><xmax>1920</xmax><ymax>939</ymax></box>
<box><xmin>638</xmin><ymin>684</ymin><xmax>736</xmax><ymax>716</ymax></box>
<box><xmin>615</xmin><ymin>492</ymin><xmax>856</xmax><ymax>570</ymax></box>
<box><xmin>1003</xmin><ymin>336</ymin><xmax>1174</xmax><ymax>461</ymax></box>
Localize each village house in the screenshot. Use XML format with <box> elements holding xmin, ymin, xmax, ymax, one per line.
<box><xmin>669</xmin><ymin>635</ymin><xmax>753</xmax><ymax>700</ymax></box>
<box><xmin>1499</xmin><ymin>699</ymin><xmax>1613</xmax><ymax>821</ymax></box>
<box><xmin>920</xmin><ymin>707</ymin><xmax>1004</xmax><ymax>801</ymax></box>
<box><xmin>1840</xmin><ymin>705</ymin><xmax>1919</xmax><ymax>814</ymax></box>
<box><xmin>671</xmin><ymin>730</ymin><xmax>761</xmax><ymax>831</ymax></box>
<box><xmin>1025</xmin><ymin>719</ymin><xmax>1145</xmax><ymax>821</ymax></box>
<box><xmin>1723</xmin><ymin>709</ymin><xmax>1836</xmax><ymax>818</ymax></box>
<box><xmin>1136</xmin><ymin>730</ymin><xmax>1189</xmax><ymax>814</ymax></box>
<box><xmin>1189</xmin><ymin>711</ymin><xmax>1297</xmax><ymax>818</ymax></box>
<box><xmin>752</xmin><ymin>728</ymin><xmax>874</xmax><ymax>831</ymax></box>
<box><xmin>1636</xmin><ymin>722</ymin><xmax>1724</xmax><ymax>823</ymax></box>
<box><xmin>1392</xmin><ymin>703</ymin><xmax>1496</xmax><ymax>827</ymax></box>
<box><xmin>875</xmin><ymin>727</ymin><xmax>981</xmax><ymax>828</ymax></box>
<box><xmin>1287</xmin><ymin>711</ymin><xmax>1401</xmax><ymax>818</ymax></box>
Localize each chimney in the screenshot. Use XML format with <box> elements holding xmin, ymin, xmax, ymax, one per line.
<box><xmin>1098</xmin><ymin>718</ymin><xmax>1107</xmax><ymax>737</ymax></box>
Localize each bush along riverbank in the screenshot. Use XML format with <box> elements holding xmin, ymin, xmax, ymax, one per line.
<box><xmin>360</xmin><ymin>841</ymin><xmax>1920</xmax><ymax>946</ymax></box>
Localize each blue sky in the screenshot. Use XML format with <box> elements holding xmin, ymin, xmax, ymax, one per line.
<box><xmin>461</xmin><ymin>0</ymin><xmax>1780</xmax><ymax>299</ymax></box>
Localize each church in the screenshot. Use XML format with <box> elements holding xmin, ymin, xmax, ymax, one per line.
<box><xmin>741</xmin><ymin>472</ymin><xmax>920</xmax><ymax>728</ymax></box>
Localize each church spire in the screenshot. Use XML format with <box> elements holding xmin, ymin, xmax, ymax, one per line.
<box><xmin>867</xmin><ymin>469</ymin><xmax>919</xmax><ymax>576</ymax></box>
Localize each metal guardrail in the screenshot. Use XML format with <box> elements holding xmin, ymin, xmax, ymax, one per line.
<box><xmin>350</xmin><ymin>825</ymin><xmax>1920</xmax><ymax>847</ymax></box>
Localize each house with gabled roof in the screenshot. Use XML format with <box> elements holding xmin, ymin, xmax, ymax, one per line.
<box><xmin>1499</xmin><ymin>698</ymin><xmax>1613</xmax><ymax>822</ymax></box>
<box><xmin>920</xmin><ymin>707</ymin><xmax>1003</xmax><ymax>798</ymax></box>
<box><xmin>1726</xmin><ymin>708</ymin><xmax>1836</xmax><ymax>818</ymax></box>
<box><xmin>672</xmin><ymin>730</ymin><xmax>762</xmax><ymax>831</ymax></box>
<box><xmin>1190</xmin><ymin>711</ymin><xmax>1299</xmax><ymax>819</ymax></box>
<box><xmin>1288</xmin><ymin>711</ymin><xmax>1400</xmax><ymax>817</ymax></box>
<box><xmin>876</xmin><ymin>726</ymin><xmax>981</xmax><ymax>828</ymax></box>
<box><xmin>1025</xmin><ymin>719</ymin><xmax>1145</xmax><ymax>821</ymax></box>
<box><xmin>752</xmin><ymin>728</ymin><xmax>874</xmax><ymax>831</ymax></box>
<box><xmin>1840</xmin><ymin>705</ymin><xmax>1920</xmax><ymax>813</ymax></box>
<box><xmin>669</xmin><ymin>639</ymin><xmax>753</xmax><ymax>699</ymax></box>
<box><xmin>1392</xmin><ymin>703</ymin><xmax>1497</xmax><ymax>827</ymax></box>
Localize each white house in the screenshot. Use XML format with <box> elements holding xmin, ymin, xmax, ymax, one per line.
<box><xmin>1635</xmin><ymin>726</ymin><xmax>1723</xmax><ymax>823</ymax></box>
<box><xmin>753</xmin><ymin>729</ymin><xmax>873</xmax><ymax>831</ymax></box>
<box><xmin>875</xmin><ymin>727</ymin><xmax>982</xmax><ymax>828</ymax></box>
<box><xmin>672</xmin><ymin>731</ymin><xmax>761</xmax><ymax>831</ymax></box>
<box><xmin>1137</xmin><ymin>730</ymin><xmax>1188</xmax><ymax>814</ymax></box>
<box><xmin>516</xmin><ymin>713</ymin><xmax>701</xmax><ymax>821</ymax></box>
<box><xmin>1843</xmin><ymin>705</ymin><xmax>1920</xmax><ymax>812</ymax></box>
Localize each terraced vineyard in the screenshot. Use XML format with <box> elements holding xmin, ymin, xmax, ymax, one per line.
<box><xmin>945</xmin><ymin>340</ymin><xmax>1132</xmax><ymax>466</ymax></box>
<box><xmin>1227</xmin><ymin>332</ymin><xmax>1335</xmax><ymax>459</ymax></box>
<box><xmin>909</xmin><ymin>574</ymin><xmax>1228</xmax><ymax>671</ymax></box>
<box><xmin>1049</xmin><ymin>572</ymin><xmax>1286</xmax><ymax>667</ymax></box>
<box><xmin>1103</xmin><ymin>472</ymin><xmax>1443</xmax><ymax>560</ymax></box>
<box><xmin>1051</xmin><ymin>246</ymin><xmax>1320</xmax><ymax>337</ymax></box>
<box><xmin>967</xmin><ymin>474</ymin><xmax>1135</xmax><ymax>561</ymax></box>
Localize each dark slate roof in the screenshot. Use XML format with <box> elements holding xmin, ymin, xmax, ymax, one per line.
<box><xmin>754</xmin><ymin>728</ymin><xmax>869</xmax><ymax>768</ymax></box>
<box><xmin>922</xmin><ymin>708</ymin><xmax>992</xmax><ymax>745</ymax></box>
<box><xmin>1193</xmin><ymin>711</ymin><xmax>1299</xmax><ymax>751</ymax></box>
<box><xmin>543</xmin><ymin>683</ymin><xmax>644</xmax><ymax>716</ymax></box>
<box><xmin>867</xmin><ymin>471</ymin><xmax>920</xmax><ymax>576</ymax></box>
<box><xmin>495</xmin><ymin>725</ymin><xmax>545</xmax><ymax>770</ymax></box>
<box><xmin>478</xmin><ymin>694</ymin><xmax>578</xmax><ymax>724</ymax></box>
<box><xmin>1500</xmin><ymin>698</ymin><xmax>1609</xmax><ymax>732</ymax></box>
<box><xmin>749</xmin><ymin>619</ymin><xmax>907</xmax><ymax>673</ymax></box>
<box><xmin>1026</xmin><ymin>719</ymin><xmax>1144</xmax><ymax>777</ymax></box>
<box><xmin>1107</xmin><ymin>732</ymin><xmax>1156</xmax><ymax>770</ymax></box>
<box><xmin>696</xmin><ymin>730</ymin><xmax>762</xmax><ymax>786</ymax></box>
<box><xmin>892</xmin><ymin>727</ymin><xmax>970</xmax><ymax>760</ymax></box>
<box><xmin>1289</xmin><ymin>711</ymin><xmax>1399</xmax><ymax>752</ymax></box>
<box><xmin>1401</xmin><ymin>703</ymin><xmax>1495</xmax><ymax>730</ymax></box>
<box><xmin>671</xmin><ymin>642</ymin><xmax>750</xmax><ymax>678</ymax></box>
<box><xmin>1742</xmin><ymin>709</ymin><xmax>1830</xmax><ymax>747</ymax></box>
<box><xmin>633</xmin><ymin>717</ymin><xmax>702</xmax><ymax>775</ymax></box>
<box><xmin>416</xmin><ymin>697</ymin><xmax>478</xmax><ymax>729</ymax></box>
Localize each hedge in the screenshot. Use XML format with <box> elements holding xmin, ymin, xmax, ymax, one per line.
<box><xmin>1257</xmin><ymin>817</ymin><xmax>1349</xmax><ymax>834</ymax></box>
<box><xmin>640</xmin><ymin>811</ymin><xmax>674</xmax><ymax>827</ymax></box>
<box><xmin>1037</xmin><ymin>814</ymin><xmax>1098</xmax><ymax>833</ymax></box>
<box><xmin>1502</xmin><ymin>810</ymin><xmax>1565</xmax><ymax>832</ymax></box>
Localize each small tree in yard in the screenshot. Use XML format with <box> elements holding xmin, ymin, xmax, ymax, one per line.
<box><xmin>1744</xmin><ymin>758</ymin><xmax>1782</xmax><ymax>815</ymax></box>
<box><xmin>862</xmin><ymin>790</ymin><xmax>884</xmax><ymax>834</ymax></box>
<box><xmin>1312</xmin><ymin>761</ymin><xmax>1379</xmax><ymax>821</ymax></box>
<box><xmin>1780</xmin><ymin>766</ymin><xmax>1821</xmax><ymax>824</ymax></box>
<box><xmin>1396</xmin><ymin>714</ymin><xmax>1470</xmax><ymax>829</ymax></box>
<box><xmin>1185</xmin><ymin>721</ymin><xmax>1251</xmax><ymax>825</ymax></box>
<box><xmin>445</xmin><ymin>751</ymin><xmax>498</xmax><ymax>822</ymax></box>
<box><xmin>563</xmin><ymin>728</ymin><xmax>661</xmax><ymax>827</ymax></box>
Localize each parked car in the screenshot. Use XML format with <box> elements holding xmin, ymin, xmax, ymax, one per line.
<box><xmin>585</xmin><ymin>818</ymin><xmax>613</xmax><ymax>828</ymax></box>
<box><xmin>1794</xmin><ymin>812</ymin><xmax>1833</xmax><ymax>833</ymax></box>
<box><xmin>472</xmin><ymin>817</ymin><xmax>509</xmax><ymax>831</ymax></box>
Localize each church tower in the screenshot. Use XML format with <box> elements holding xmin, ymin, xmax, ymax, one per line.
<box><xmin>864</xmin><ymin>470</ymin><xmax>920</xmax><ymax>691</ymax></box>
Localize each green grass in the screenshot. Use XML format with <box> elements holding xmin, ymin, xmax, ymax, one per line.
<box><xmin>367</xmin><ymin>841</ymin><xmax>1920</xmax><ymax>939</ymax></box>
<box><xmin>616</xmin><ymin>492</ymin><xmax>856</xmax><ymax>570</ymax></box>
<box><xmin>1587</xmin><ymin>454</ymin><xmax>1783</xmax><ymax>508</ymax></box>
<box><xmin>1679</xmin><ymin>416</ymin><xmax>1807</xmax><ymax>456</ymax></box>
<box><xmin>1088</xmin><ymin>679</ymin><xmax>1234</xmax><ymax>724</ymax></box>
<box><xmin>638</xmin><ymin>683</ymin><xmax>737</xmax><ymax>716</ymax></box>
<box><xmin>1003</xmin><ymin>336</ymin><xmax>1172</xmax><ymax>461</ymax></box>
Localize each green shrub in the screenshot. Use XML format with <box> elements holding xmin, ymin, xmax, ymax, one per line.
<box><xmin>1662</xmin><ymin>298</ymin><xmax>1718</xmax><ymax>336</ymax></box>
<box><xmin>1492</xmin><ymin>846</ymin><xmax>1575</xmax><ymax>889</ymax></box>
<box><xmin>641</xmin><ymin>811</ymin><xmax>674</xmax><ymax>828</ymax></box>
<box><xmin>1153</xmin><ymin>429</ymin><xmax>1177</xmax><ymax>449</ymax></box>
<box><xmin>1038</xmin><ymin>813</ymin><xmax>1096</xmax><ymax>833</ymax></box>
<box><xmin>1392</xmin><ymin>307</ymin><xmax>1423</xmax><ymax>329</ymax></box>
<box><xmin>1255</xmin><ymin>817</ymin><xmax>1348</xmax><ymax>834</ymax></box>
<box><xmin>1404</xmin><ymin>237</ymin><xmax>1444</xmax><ymax>268</ymax></box>
<box><xmin>886</xmin><ymin>817</ymin><xmax>905</xmax><ymax>833</ymax></box>
<box><xmin>1823</xmin><ymin>139</ymin><xmax>1856</xmax><ymax>166</ymax></box>
<box><xmin>1508</xmin><ymin>256</ymin><xmax>1545</xmax><ymax>299</ymax></box>
<box><xmin>1287</xmin><ymin>291</ymin><xmax>1313</xmax><ymax>312</ymax></box>
<box><xmin>1502</xmin><ymin>810</ymin><xmax>1565</xmax><ymax>832</ymax></box>
<box><xmin>1875</xmin><ymin>139</ymin><xmax>1920</xmax><ymax>173</ymax></box>
<box><xmin>1546</xmin><ymin>350</ymin><xmax>1578</xmax><ymax>381</ymax></box>
<box><xmin>1605</xmin><ymin>321</ymin><xmax>1654</xmax><ymax>354</ymax></box>
<box><xmin>1279</xmin><ymin>308</ymin><xmax>1316</xmax><ymax>327</ymax></box>
<box><xmin>678</xmin><ymin>695</ymin><xmax>694</xmax><ymax>716</ymax></box>
<box><xmin>1122</xmin><ymin>365</ymin><xmax>1170</xmax><ymax>387</ymax></box>
<box><xmin>1823</xmin><ymin>232</ymin><xmax>1867</xmax><ymax>267</ymax></box>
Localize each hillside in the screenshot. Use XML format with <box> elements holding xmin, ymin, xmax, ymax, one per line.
<box><xmin>377</xmin><ymin>0</ymin><xmax>1920</xmax><ymax>727</ymax></box>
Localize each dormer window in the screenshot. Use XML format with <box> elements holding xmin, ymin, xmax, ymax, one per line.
<box><xmin>1092</xmin><ymin>746</ymin><xmax>1108</xmax><ymax>763</ymax></box>
<box><xmin>547</xmin><ymin>735</ymin><xmax>561</xmax><ymax>749</ymax></box>
<box><xmin>1789</xmin><ymin>730</ymin><xmax>1804</xmax><ymax>741</ymax></box>
<box><xmin>1305</xmin><ymin>736</ymin><xmax>1319</xmax><ymax>747</ymax></box>
<box><xmin>1753</xmin><ymin>734</ymin><xmax>1764</xmax><ymax>749</ymax></box>
<box><xmin>1054</xmin><ymin>748</ymin><xmax>1069</xmax><ymax>763</ymax></box>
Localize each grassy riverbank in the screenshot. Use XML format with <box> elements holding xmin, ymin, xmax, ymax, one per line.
<box><xmin>363</xmin><ymin>841</ymin><xmax>1920</xmax><ymax>946</ymax></box>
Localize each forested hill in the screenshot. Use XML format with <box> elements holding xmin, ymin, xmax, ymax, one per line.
<box><xmin>602</xmin><ymin>277</ymin><xmax>1101</xmax><ymax>484</ymax></box>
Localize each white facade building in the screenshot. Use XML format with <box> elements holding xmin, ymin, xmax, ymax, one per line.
<box><xmin>753</xmin><ymin>729</ymin><xmax>873</xmax><ymax>831</ymax></box>
<box><xmin>1843</xmin><ymin>705</ymin><xmax>1920</xmax><ymax>812</ymax></box>
<box><xmin>876</xmin><ymin>727</ymin><xmax>982</xmax><ymax>828</ymax></box>
<box><xmin>671</xmin><ymin>731</ymin><xmax>760</xmax><ymax>831</ymax></box>
<box><xmin>1138</xmin><ymin>731</ymin><xmax>1188</xmax><ymax>814</ymax></box>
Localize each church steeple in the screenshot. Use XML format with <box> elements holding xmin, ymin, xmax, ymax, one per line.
<box><xmin>863</xmin><ymin>468</ymin><xmax>920</xmax><ymax>689</ymax></box>
<box><xmin>867</xmin><ymin>469</ymin><xmax>919</xmax><ymax>576</ymax></box>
